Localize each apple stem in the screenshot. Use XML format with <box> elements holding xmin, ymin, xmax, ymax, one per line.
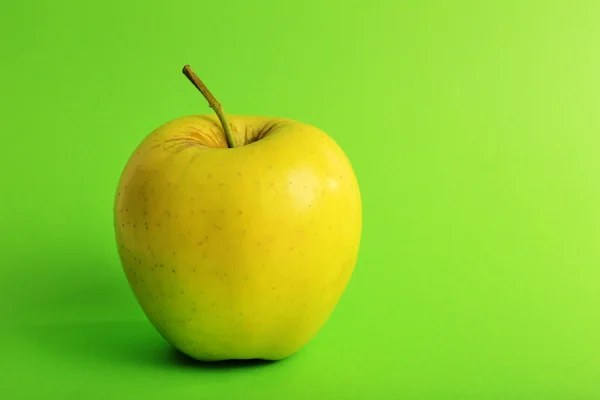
<box><xmin>182</xmin><ymin>65</ymin><xmax>236</xmax><ymax>148</ymax></box>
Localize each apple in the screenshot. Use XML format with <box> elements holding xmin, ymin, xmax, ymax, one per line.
<box><xmin>113</xmin><ymin>65</ymin><xmax>362</xmax><ymax>361</ymax></box>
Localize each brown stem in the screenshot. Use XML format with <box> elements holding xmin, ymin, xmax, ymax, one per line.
<box><xmin>182</xmin><ymin>65</ymin><xmax>235</xmax><ymax>148</ymax></box>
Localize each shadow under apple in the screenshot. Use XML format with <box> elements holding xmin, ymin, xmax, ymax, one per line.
<box><xmin>18</xmin><ymin>319</ymin><xmax>275</xmax><ymax>371</ymax></box>
<box><xmin>6</xmin><ymin>249</ymin><xmax>275</xmax><ymax>372</ymax></box>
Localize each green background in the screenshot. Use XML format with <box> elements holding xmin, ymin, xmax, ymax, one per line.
<box><xmin>1</xmin><ymin>0</ymin><xmax>600</xmax><ymax>398</ymax></box>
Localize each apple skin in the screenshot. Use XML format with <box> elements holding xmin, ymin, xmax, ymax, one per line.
<box><xmin>114</xmin><ymin>114</ymin><xmax>362</xmax><ymax>361</ymax></box>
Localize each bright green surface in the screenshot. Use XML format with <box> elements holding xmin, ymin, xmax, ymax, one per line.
<box><xmin>2</xmin><ymin>0</ymin><xmax>600</xmax><ymax>398</ymax></box>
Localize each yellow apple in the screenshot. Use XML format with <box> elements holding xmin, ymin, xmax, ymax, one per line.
<box><xmin>113</xmin><ymin>66</ymin><xmax>362</xmax><ymax>361</ymax></box>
